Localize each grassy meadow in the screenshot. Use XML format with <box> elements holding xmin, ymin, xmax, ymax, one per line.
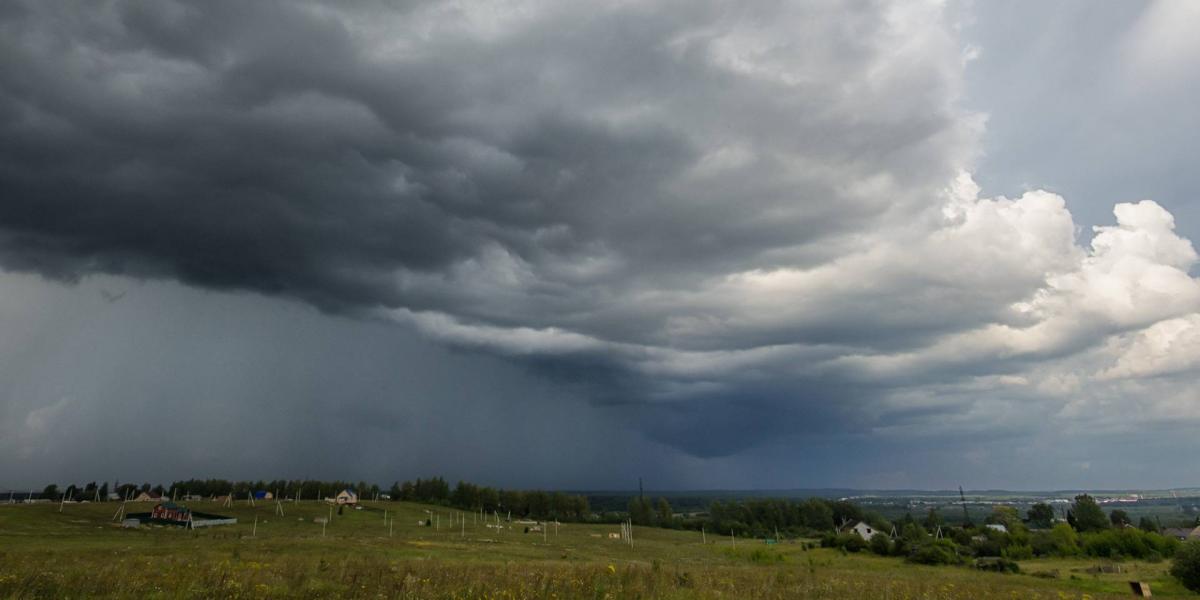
<box><xmin>0</xmin><ymin>500</ymin><xmax>1194</xmax><ymax>599</ymax></box>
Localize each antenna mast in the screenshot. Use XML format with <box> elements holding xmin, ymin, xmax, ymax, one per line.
<box><xmin>959</xmin><ymin>486</ymin><xmax>971</xmax><ymax>527</ymax></box>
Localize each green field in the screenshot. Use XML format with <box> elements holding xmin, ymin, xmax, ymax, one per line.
<box><xmin>0</xmin><ymin>501</ymin><xmax>1193</xmax><ymax>598</ymax></box>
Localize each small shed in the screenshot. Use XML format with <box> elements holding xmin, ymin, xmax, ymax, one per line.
<box><xmin>335</xmin><ymin>489</ymin><xmax>358</xmax><ymax>505</ymax></box>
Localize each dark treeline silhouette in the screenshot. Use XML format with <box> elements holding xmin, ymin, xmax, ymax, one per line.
<box><xmin>33</xmin><ymin>476</ymin><xmax>589</xmax><ymax>521</ymax></box>
<box><xmin>702</xmin><ymin>498</ymin><xmax>887</xmax><ymax>537</ymax></box>
<box><xmin>162</xmin><ymin>479</ymin><xmax>374</xmax><ymax>500</ymax></box>
<box><xmin>389</xmin><ymin>478</ymin><xmax>590</xmax><ymax>521</ymax></box>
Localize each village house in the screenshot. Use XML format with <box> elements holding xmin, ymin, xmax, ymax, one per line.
<box><xmin>335</xmin><ymin>489</ymin><xmax>358</xmax><ymax>505</ymax></box>
<box><xmin>1162</xmin><ymin>526</ymin><xmax>1200</xmax><ymax>541</ymax></box>
<box><xmin>846</xmin><ymin>521</ymin><xmax>882</xmax><ymax>540</ymax></box>
<box><xmin>132</xmin><ymin>491</ymin><xmax>163</xmax><ymax>502</ymax></box>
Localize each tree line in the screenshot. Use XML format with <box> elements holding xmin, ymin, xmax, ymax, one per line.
<box><xmin>32</xmin><ymin>477</ymin><xmax>589</xmax><ymax>522</ymax></box>
<box><xmin>389</xmin><ymin>478</ymin><xmax>590</xmax><ymax>521</ymax></box>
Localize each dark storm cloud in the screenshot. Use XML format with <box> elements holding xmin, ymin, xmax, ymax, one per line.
<box><xmin>3</xmin><ymin>0</ymin><xmax>1200</xmax><ymax>472</ymax></box>
<box><xmin>0</xmin><ymin>0</ymin><xmax>968</xmax><ymax>323</ymax></box>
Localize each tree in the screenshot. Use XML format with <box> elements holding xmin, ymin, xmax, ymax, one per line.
<box><xmin>1171</xmin><ymin>540</ymin><xmax>1200</xmax><ymax>592</ymax></box>
<box><xmin>1027</xmin><ymin>503</ymin><xmax>1055</xmax><ymax>529</ymax></box>
<box><xmin>655</xmin><ymin>497</ymin><xmax>673</xmax><ymax>524</ymax></box>
<box><xmin>41</xmin><ymin>484</ymin><xmax>58</xmax><ymax>499</ymax></box>
<box><xmin>1070</xmin><ymin>494</ymin><xmax>1110</xmax><ymax>533</ymax></box>
<box><xmin>869</xmin><ymin>532</ymin><xmax>892</xmax><ymax>555</ymax></box>
<box><xmin>987</xmin><ymin>506</ymin><xmax>1021</xmax><ymax>529</ymax></box>
<box><xmin>923</xmin><ymin>509</ymin><xmax>944</xmax><ymax>531</ymax></box>
<box><xmin>1138</xmin><ymin>516</ymin><xmax>1159</xmax><ymax>533</ymax></box>
<box><xmin>1109</xmin><ymin>509</ymin><xmax>1131</xmax><ymax>527</ymax></box>
<box><xmin>1048</xmin><ymin>523</ymin><xmax>1080</xmax><ymax>556</ymax></box>
<box><xmin>629</xmin><ymin>497</ymin><xmax>654</xmax><ymax>526</ymax></box>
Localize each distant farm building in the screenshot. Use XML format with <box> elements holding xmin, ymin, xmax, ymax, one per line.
<box><xmin>985</xmin><ymin>524</ymin><xmax>1008</xmax><ymax>534</ymax></box>
<box><xmin>335</xmin><ymin>489</ymin><xmax>358</xmax><ymax>505</ymax></box>
<box><xmin>132</xmin><ymin>492</ymin><xmax>163</xmax><ymax>502</ymax></box>
<box><xmin>846</xmin><ymin>521</ymin><xmax>882</xmax><ymax>540</ymax></box>
<box><xmin>252</xmin><ymin>491</ymin><xmax>273</xmax><ymax>500</ymax></box>
<box><xmin>123</xmin><ymin>502</ymin><xmax>237</xmax><ymax>529</ymax></box>
<box><xmin>151</xmin><ymin>502</ymin><xmax>190</xmax><ymax>523</ymax></box>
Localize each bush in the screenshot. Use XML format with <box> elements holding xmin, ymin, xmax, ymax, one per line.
<box><xmin>1001</xmin><ymin>543</ymin><xmax>1034</xmax><ymax>560</ymax></box>
<box><xmin>869</xmin><ymin>534</ymin><xmax>892</xmax><ymax>555</ymax></box>
<box><xmin>975</xmin><ymin>557</ymin><xmax>1020</xmax><ymax>573</ymax></box>
<box><xmin>820</xmin><ymin>533</ymin><xmax>867</xmax><ymax>552</ymax></box>
<box><xmin>908</xmin><ymin>539</ymin><xmax>964</xmax><ymax>566</ymax></box>
<box><xmin>1082</xmin><ymin>529</ymin><xmax>1179</xmax><ymax>560</ymax></box>
<box><xmin>840</xmin><ymin>534</ymin><xmax>867</xmax><ymax>553</ymax></box>
<box><xmin>748</xmin><ymin>549</ymin><xmax>785</xmax><ymax>564</ymax></box>
<box><xmin>1171</xmin><ymin>540</ymin><xmax>1200</xmax><ymax>592</ymax></box>
<box><xmin>1046</xmin><ymin>523</ymin><xmax>1080</xmax><ymax>557</ymax></box>
<box><xmin>971</xmin><ymin>537</ymin><xmax>1003</xmax><ymax>557</ymax></box>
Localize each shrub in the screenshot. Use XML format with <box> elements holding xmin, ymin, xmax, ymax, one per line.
<box><xmin>1001</xmin><ymin>543</ymin><xmax>1033</xmax><ymax>560</ymax></box>
<box><xmin>971</xmin><ymin>537</ymin><xmax>1003</xmax><ymax>557</ymax></box>
<box><xmin>1047</xmin><ymin>523</ymin><xmax>1080</xmax><ymax>557</ymax></box>
<box><xmin>747</xmin><ymin>549</ymin><xmax>785</xmax><ymax>564</ymax></box>
<box><xmin>1171</xmin><ymin>540</ymin><xmax>1200</xmax><ymax>592</ymax></box>
<box><xmin>839</xmin><ymin>534</ymin><xmax>867</xmax><ymax>553</ymax></box>
<box><xmin>975</xmin><ymin>557</ymin><xmax>1020</xmax><ymax>573</ymax></box>
<box><xmin>869</xmin><ymin>534</ymin><xmax>892</xmax><ymax>555</ymax></box>
<box><xmin>908</xmin><ymin>539</ymin><xmax>964</xmax><ymax>566</ymax></box>
<box><xmin>1082</xmin><ymin>529</ymin><xmax>1179</xmax><ymax>560</ymax></box>
<box><xmin>948</xmin><ymin>528</ymin><xmax>973</xmax><ymax>546</ymax></box>
<box><xmin>820</xmin><ymin>533</ymin><xmax>867</xmax><ymax>552</ymax></box>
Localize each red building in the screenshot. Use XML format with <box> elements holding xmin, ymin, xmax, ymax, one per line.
<box><xmin>150</xmin><ymin>502</ymin><xmax>190</xmax><ymax>523</ymax></box>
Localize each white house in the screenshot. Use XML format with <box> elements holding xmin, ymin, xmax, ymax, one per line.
<box><xmin>334</xmin><ymin>489</ymin><xmax>358</xmax><ymax>505</ymax></box>
<box><xmin>846</xmin><ymin>521</ymin><xmax>882</xmax><ymax>540</ymax></box>
<box><xmin>985</xmin><ymin>524</ymin><xmax>1008</xmax><ymax>534</ymax></box>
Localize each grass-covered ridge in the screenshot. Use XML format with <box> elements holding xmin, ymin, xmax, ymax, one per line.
<box><xmin>3</xmin><ymin>500</ymin><xmax>1198</xmax><ymax>598</ymax></box>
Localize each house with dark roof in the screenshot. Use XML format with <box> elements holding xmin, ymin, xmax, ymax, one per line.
<box><xmin>1162</xmin><ymin>526</ymin><xmax>1200</xmax><ymax>541</ymax></box>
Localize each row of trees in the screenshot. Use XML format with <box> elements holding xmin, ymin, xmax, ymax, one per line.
<box><xmin>388</xmin><ymin>478</ymin><xmax>590</xmax><ymax>521</ymax></box>
<box><xmin>704</xmin><ymin>497</ymin><xmax>887</xmax><ymax>537</ymax></box>
<box><xmin>34</xmin><ymin>477</ymin><xmax>589</xmax><ymax>522</ymax></box>
<box><xmin>39</xmin><ymin>481</ymin><xmax>164</xmax><ymax>501</ymax></box>
<box><xmin>825</xmin><ymin>511</ymin><xmax>1183</xmax><ymax>567</ymax></box>
<box><xmin>628</xmin><ymin>496</ymin><xmax>674</xmax><ymax>527</ymax></box>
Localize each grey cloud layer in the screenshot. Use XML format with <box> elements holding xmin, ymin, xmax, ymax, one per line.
<box><xmin>3</xmin><ymin>0</ymin><xmax>1199</xmax><ymax>463</ymax></box>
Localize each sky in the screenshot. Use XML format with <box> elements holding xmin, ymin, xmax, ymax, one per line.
<box><xmin>2</xmin><ymin>0</ymin><xmax>1200</xmax><ymax>492</ymax></box>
